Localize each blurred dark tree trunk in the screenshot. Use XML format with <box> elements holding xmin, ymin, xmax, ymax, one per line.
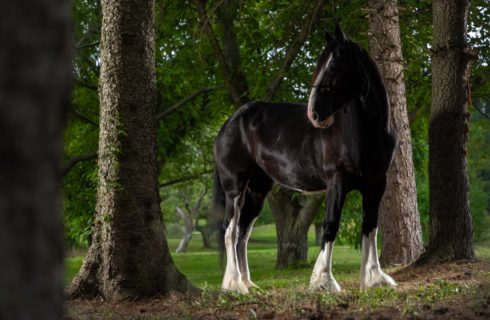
<box><xmin>0</xmin><ymin>0</ymin><xmax>71</xmax><ymax>318</ymax></box>
<box><xmin>67</xmin><ymin>0</ymin><xmax>194</xmax><ymax>300</ymax></box>
<box><xmin>420</xmin><ymin>0</ymin><xmax>475</xmax><ymax>264</ymax></box>
<box><xmin>367</xmin><ymin>0</ymin><xmax>424</xmax><ymax>267</ymax></box>
<box><xmin>269</xmin><ymin>187</ymin><xmax>323</xmax><ymax>269</ymax></box>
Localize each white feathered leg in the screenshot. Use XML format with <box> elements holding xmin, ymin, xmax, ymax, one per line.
<box><xmin>222</xmin><ymin>196</ymin><xmax>249</xmax><ymax>294</ymax></box>
<box><xmin>309</xmin><ymin>242</ymin><xmax>341</xmax><ymax>292</ymax></box>
<box><xmin>360</xmin><ymin>228</ymin><xmax>397</xmax><ymax>289</ymax></box>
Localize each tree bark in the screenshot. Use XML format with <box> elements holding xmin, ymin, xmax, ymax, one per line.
<box><xmin>0</xmin><ymin>0</ymin><xmax>70</xmax><ymax>318</ymax></box>
<box><xmin>67</xmin><ymin>0</ymin><xmax>194</xmax><ymax>300</ymax></box>
<box><xmin>314</xmin><ymin>223</ymin><xmax>323</xmax><ymax>246</ymax></box>
<box><xmin>367</xmin><ymin>0</ymin><xmax>424</xmax><ymax>266</ymax></box>
<box><xmin>175</xmin><ymin>208</ymin><xmax>194</xmax><ymax>253</ymax></box>
<box><xmin>420</xmin><ymin>0</ymin><xmax>474</xmax><ymax>263</ymax></box>
<box><xmin>269</xmin><ymin>187</ymin><xmax>323</xmax><ymax>269</ymax></box>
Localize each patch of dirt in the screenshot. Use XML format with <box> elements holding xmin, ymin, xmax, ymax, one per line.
<box><xmin>66</xmin><ymin>259</ymin><xmax>490</xmax><ymax>319</ymax></box>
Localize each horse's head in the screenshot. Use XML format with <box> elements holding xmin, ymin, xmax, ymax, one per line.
<box><xmin>307</xmin><ymin>24</ymin><xmax>365</xmax><ymax>128</ymax></box>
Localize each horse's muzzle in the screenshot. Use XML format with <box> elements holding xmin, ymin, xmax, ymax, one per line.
<box><xmin>308</xmin><ymin>113</ymin><xmax>334</xmax><ymax>129</ymax></box>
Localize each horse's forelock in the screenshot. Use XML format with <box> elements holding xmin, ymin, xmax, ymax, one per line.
<box><xmin>310</xmin><ymin>45</ymin><xmax>334</xmax><ymax>86</ymax></box>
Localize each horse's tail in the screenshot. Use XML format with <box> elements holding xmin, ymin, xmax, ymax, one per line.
<box><xmin>212</xmin><ymin>168</ymin><xmax>227</xmax><ymax>268</ymax></box>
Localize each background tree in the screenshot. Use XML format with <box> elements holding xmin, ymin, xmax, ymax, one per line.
<box><xmin>367</xmin><ymin>0</ymin><xmax>424</xmax><ymax>266</ymax></box>
<box><xmin>422</xmin><ymin>0</ymin><xmax>475</xmax><ymax>263</ymax></box>
<box><xmin>67</xmin><ymin>0</ymin><xmax>193</xmax><ymax>299</ymax></box>
<box><xmin>0</xmin><ymin>0</ymin><xmax>71</xmax><ymax>318</ymax></box>
<box><xmin>175</xmin><ymin>187</ymin><xmax>208</xmax><ymax>253</ymax></box>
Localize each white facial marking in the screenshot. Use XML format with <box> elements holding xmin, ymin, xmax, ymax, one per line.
<box><xmin>307</xmin><ymin>53</ymin><xmax>333</xmax><ymax>120</ymax></box>
<box><xmin>360</xmin><ymin>228</ymin><xmax>397</xmax><ymax>289</ymax></box>
<box><xmin>310</xmin><ymin>242</ymin><xmax>341</xmax><ymax>292</ymax></box>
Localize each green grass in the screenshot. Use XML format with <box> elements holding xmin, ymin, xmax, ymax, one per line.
<box><xmin>65</xmin><ymin>224</ymin><xmax>490</xmax><ymax>289</ymax></box>
<box><xmin>65</xmin><ymin>224</ymin><xmax>361</xmax><ymax>288</ymax></box>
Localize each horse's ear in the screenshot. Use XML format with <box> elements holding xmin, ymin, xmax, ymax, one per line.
<box><xmin>325</xmin><ymin>31</ymin><xmax>334</xmax><ymax>43</ymax></box>
<box><xmin>335</xmin><ymin>23</ymin><xmax>347</xmax><ymax>43</ymax></box>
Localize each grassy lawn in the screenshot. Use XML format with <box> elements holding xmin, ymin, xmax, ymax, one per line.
<box><xmin>66</xmin><ymin>224</ymin><xmax>361</xmax><ymax>289</ymax></box>
<box><xmin>65</xmin><ymin>224</ymin><xmax>490</xmax><ymax>289</ymax></box>
<box><xmin>66</xmin><ymin>224</ymin><xmax>490</xmax><ymax>319</ymax></box>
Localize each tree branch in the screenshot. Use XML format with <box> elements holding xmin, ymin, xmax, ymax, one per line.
<box><xmin>62</xmin><ymin>152</ymin><xmax>97</xmax><ymax>177</ymax></box>
<box><xmin>266</xmin><ymin>0</ymin><xmax>327</xmax><ymax>101</ymax></box>
<box><xmin>156</xmin><ymin>87</ymin><xmax>214</xmax><ymax>120</ymax></box>
<box><xmin>68</xmin><ymin>109</ymin><xmax>99</xmax><ymax>127</ymax></box>
<box><xmin>194</xmin><ymin>0</ymin><xmax>249</xmax><ymax>107</ymax></box>
<box><xmin>159</xmin><ymin>169</ymin><xmax>213</xmax><ymax>188</ymax></box>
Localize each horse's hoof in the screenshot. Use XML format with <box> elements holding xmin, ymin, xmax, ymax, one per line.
<box><xmin>247</xmin><ymin>280</ymin><xmax>260</xmax><ymax>289</ymax></box>
<box><xmin>222</xmin><ymin>279</ymin><xmax>250</xmax><ymax>294</ymax></box>
<box><xmin>360</xmin><ymin>267</ymin><xmax>397</xmax><ymax>290</ymax></box>
<box><xmin>309</xmin><ymin>273</ymin><xmax>341</xmax><ymax>292</ymax></box>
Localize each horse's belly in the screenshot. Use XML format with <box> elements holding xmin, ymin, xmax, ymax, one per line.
<box><xmin>260</xmin><ymin>161</ymin><xmax>326</xmax><ymax>193</ymax></box>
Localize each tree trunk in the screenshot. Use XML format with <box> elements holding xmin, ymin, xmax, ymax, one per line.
<box><xmin>176</xmin><ymin>207</ymin><xmax>193</xmax><ymax>253</ymax></box>
<box><xmin>314</xmin><ymin>223</ymin><xmax>323</xmax><ymax>246</ymax></box>
<box><xmin>367</xmin><ymin>0</ymin><xmax>424</xmax><ymax>267</ymax></box>
<box><xmin>269</xmin><ymin>187</ymin><xmax>323</xmax><ymax>269</ymax></box>
<box><xmin>196</xmin><ymin>222</ymin><xmax>213</xmax><ymax>248</ymax></box>
<box><xmin>421</xmin><ymin>0</ymin><xmax>474</xmax><ymax>263</ymax></box>
<box><xmin>0</xmin><ymin>0</ymin><xmax>70</xmax><ymax>318</ymax></box>
<box><xmin>67</xmin><ymin>0</ymin><xmax>193</xmax><ymax>300</ymax></box>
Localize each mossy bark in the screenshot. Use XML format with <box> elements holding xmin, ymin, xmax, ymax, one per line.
<box><xmin>367</xmin><ymin>0</ymin><xmax>424</xmax><ymax>267</ymax></box>
<box><xmin>420</xmin><ymin>0</ymin><xmax>474</xmax><ymax>264</ymax></box>
<box><xmin>67</xmin><ymin>0</ymin><xmax>194</xmax><ymax>300</ymax></box>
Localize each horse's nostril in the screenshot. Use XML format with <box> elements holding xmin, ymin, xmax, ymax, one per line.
<box><xmin>312</xmin><ymin>112</ymin><xmax>319</xmax><ymax>121</ymax></box>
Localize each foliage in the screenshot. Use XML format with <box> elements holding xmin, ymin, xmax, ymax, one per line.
<box><xmin>64</xmin><ymin>0</ymin><xmax>490</xmax><ymax>249</ymax></box>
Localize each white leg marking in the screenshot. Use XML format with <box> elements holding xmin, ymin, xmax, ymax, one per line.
<box><xmin>309</xmin><ymin>242</ymin><xmax>341</xmax><ymax>292</ymax></box>
<box><xmin>238</xmin><ymin>218</ymin><xmax>259</xmax><ymax>289</ymax></box>
<box><xmin>360</xmin><ymin>228</ymin><xmax>397</xmax><ymax>289</ymax></box>
<box><xmin>222</xmin><ymin>196</ymin><xmax>249</xmax><ymax>294</ymax></box>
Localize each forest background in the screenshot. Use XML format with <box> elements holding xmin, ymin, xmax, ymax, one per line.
<box><xmin>64</xmin><ymin>0</ymin><xmax>490</xmax><ymax>254</ymax></box>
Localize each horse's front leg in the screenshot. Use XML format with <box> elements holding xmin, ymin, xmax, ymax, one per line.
<box><xmin>360</xmin><ymin>178</ymin><xmax>397</xmax><ymax>289</ymax></box>
<box><xmin>310</xmin><ymin>172</ymin><xmax>346</xmax><ymax>292</ymax></box>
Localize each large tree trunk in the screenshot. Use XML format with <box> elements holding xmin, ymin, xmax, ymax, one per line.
<box><xmin>67</xmin><ymin>0</ymin><xmax>193</xmax><ymax>300</ymax></box>
<box><xmin>269</xmin><ymin>187</ymin><xmax>323</xmax><ymax>269</ymax></box>
<box><xmin>367</xmin><ymin>0</ymin><xmax>424</xmax><ymax>266</ymax></box>
<box><xmin>421</xmin><ymin>0</ymin><xmax>474</xmax><ymax>263</ymax></box>
<box><xmin>0</xmin><ymin>0</ymin><xmax>70</xmax><ymax>318</ymax></box>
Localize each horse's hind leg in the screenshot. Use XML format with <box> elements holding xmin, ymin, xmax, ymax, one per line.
<box><xmin>222</xmin><ymin>192</ymin><xmax>249</xmax><ymax>294</ymax></box>
<box><xmin>360</xmin><ymin>178</ymin><xmax>397</xmax><ymax>289</ymax></box>
<box><xmin>310</xmin><ymin>172</ymin><xmax>346</xmax><ymax>292</ymax></box>
<box><xmin>236</xmin><ymin>178</ymin><xmax>271</xmax><ymax>290</ymax></box>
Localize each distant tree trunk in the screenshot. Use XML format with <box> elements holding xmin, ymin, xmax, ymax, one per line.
<box><xmin>0</xmin><ymin>0</ymin><xmax>70</xmax><ymax>318</ymax></box>
<box><xmin>367</xmin><ymin>0</ymin><xmax>424</xmax><ymax>266</ymax></box>
<box><xmin>67</xmin><ymin>0</ymin><xmax>193</xmax><ymax>300</ymax></box>
<box><xmin>269</xmin><ymin>187</ymin><xmax>323</xmax><ymax>269</ymax></box>
<box><xmin>176</xmin><ymin>207</ymin><xmax>194</xmax><ymax>253</ymax></box>
<box><xmin>196</xmin><ymin>218</ymin><xmax>214</xmax><ymax>248</ymax></box>
<box><xmin>314</xmin><ymin>223</ymin><xmax>323</xmax><ymax>246</ymax></box>
<box><xmin>420</xmin><ymin>0</ymin><xmax>474</xmax><ymax>264</ymax></box>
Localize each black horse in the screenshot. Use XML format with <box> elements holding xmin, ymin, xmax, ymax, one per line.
<box><xmin>213</xmin><ymin>24</ymin><xmax>397</xmax><ymax>293</ymax></box>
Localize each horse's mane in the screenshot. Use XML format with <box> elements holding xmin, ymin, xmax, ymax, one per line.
<box><xmin>354</xmin><ymin>43</ymin><xmax>392</xmax><ymax>131</ymax></box>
